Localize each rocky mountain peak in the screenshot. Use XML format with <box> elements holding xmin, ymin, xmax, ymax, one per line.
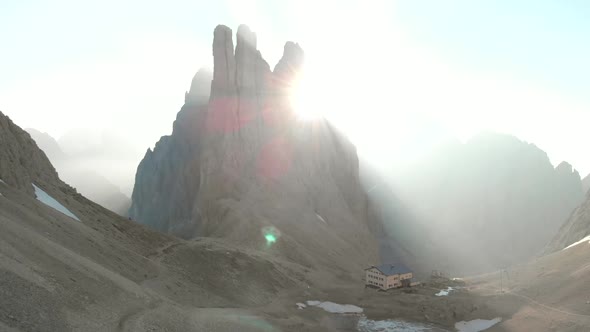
<box><xmin>130</xmin><ymin>25</ymin><xmax>377</xmax><ymax>270</ymax></box>
<box><xmin>211</xmin><ymin>25</ymin><xmax>237</xmax><ymax>96</ymax></box>
<box><xmin>556</xmin><ymin>161</ymin><xmax>579</xmax><ymax>176</ymax></box>
<box><xmin>274</xmin><ymin>41</ymin><xmax>304</xmax><ymax>77</ymax></box>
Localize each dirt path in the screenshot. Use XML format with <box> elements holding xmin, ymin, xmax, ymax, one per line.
<box><xmin>504</xmin><ymin>291</ymin><xmax>590</xmax><ymax>319</ymax></box>
<box><xmin>475</xmin><ymin>284</ymin><xmax>590</xmax><ymax>320</ymax></box>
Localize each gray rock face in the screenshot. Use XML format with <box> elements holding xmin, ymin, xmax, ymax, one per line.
<box><xmin>583</xmin><ymin>174</ymin><xmax>590</xmax><ymax>194</ymax></box>
<box><xmin>547</xmin><ymin>193</ymin><xmax>590</xmax><ymax>252</ymax></box>
<box><xmin>546</xmin><ymin>165</ymin><xmax>590</xmax><ymax>252</ymax></box>
<box><xmin>129</xmin><ymin>69</ymin><xmax>212</xmax><ymax>236</ymax></box>
<box><xmin>0</xmin><ymin>112</ymin><xmax>60</xmax><ymax>195</ymax></box>
<box><xmin>130</xmin><ymin>25</ymin><xmax>377</xmax><ymax>270</ymax></box>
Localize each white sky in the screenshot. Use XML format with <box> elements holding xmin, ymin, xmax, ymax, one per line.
<box><xmin>1</xmin><ymin>0</ymin><xmax>590</xmax><ymax>194</ymax></box>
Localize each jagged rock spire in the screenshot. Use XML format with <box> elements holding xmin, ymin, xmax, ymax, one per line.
<box><xmin>274</xmin><ymin>41</ymin><xmax>304</xmax><ymax>77</ymax></box>
<box><xmin>185</xmin><ymin>68</ymin><xmax>213</xmax><ymax>104</ymax></box>
<box><xmin>211</xmin><ymin>25</ymin><xmax>236</xmax><ymax>98</ymax></box>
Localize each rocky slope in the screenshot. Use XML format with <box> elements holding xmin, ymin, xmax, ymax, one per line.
<box><xmin>130</xmin><ymin>25</ymin><xmax>377</xmax><ymax>272</ymax></box>
<box><xmin>0</xmin><ymin>114</ymin><xmax>61</xmax><ymax>196</ymax></box>
<box><xmin>468</xmin><ymin>234</ymin><xmax>590</xmax><ymax>332</ymax></box>
<box><xmin>545</xmin><ymin>192</ymin><xmax>590</xmax><ymax>252</ymax></box>
<box><xmin>389</xmin><ymin>133</ymin><xmax>584</xmax><ymax>274</ymax></box>
<box><xmin>583</xmin><ymin>174</ymin><xmax>590</xmax><ymax>194</ymax></box>
<box><xmin>0</xmin><ymin>109</ymin><xmax>327</xmax><ymax>331</ymax></box>
<box><xmin>26</xmin><ymin>128</ymin><xmax>131</xmax><ymax>216</ymax></box>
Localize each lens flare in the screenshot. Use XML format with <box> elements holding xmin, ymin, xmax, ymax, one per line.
<box><xmin>261</xmin><ymin>226</ymin><xmax>281</xmax><ymax>247</ymax></box>
<box><xmin>289</xmin><ymin>72</ymin><xmax>323</xmax><ymax>121</ymax></box>
<box><xmin>265</xmin><ymin>234</ymin><xmax>277</xmax><ymax>244</ymax></box>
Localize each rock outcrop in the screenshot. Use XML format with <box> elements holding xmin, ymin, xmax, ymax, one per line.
<box><xmin>546</xmin><ymin>195</ymin><xmax>590</xmax><ymax>252</ymax></box>
<box><xmin>130</xmin><ymin>25</ymin><xmax>377</xmax><ymax>270</ymax></box>
<box><xmin>546</xmin><ymin>167</ymin><xmax>590</xmax><ymax>252</ymax></box>
<box><xmin>0</xmin><ymin>113</ymin><xmax>61</xmax><ymax>195</ymax></box>
<box><xmin>583</xmin><ymin>174</ymin><xmax>590</xmax><ymax>194</ymax></box>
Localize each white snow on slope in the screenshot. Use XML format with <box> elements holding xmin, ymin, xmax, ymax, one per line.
<box><xmin>33</xmin><ymin>184</ymin><xmax>80</xmax><ymax>221</ymax></box>
<box><xmin>0</xmin><ymin>179</ymin><xmax>5</xmax><ymax>184</ymax></box>
<box><xmin>563</xmin><ymin>235</ymin><xmax>590</xmax><ymax>250</ymax></box>
<box><xmin>316</xmin><ymin>213</ymin><xmax>327</xmax><ymax>224</ymax></box>
<box><xmin>435</xmin><ymin>287</ymin><xmax>454</xmax><ymax>296</ymax></box>
<box><xmin>296</xmin><ymin>303</ymin><xmax>306</xmax><ymax>309</ymax></box>
<box><xmin>455</xmin><ymin>318</ymin><xmax>501</xmax><ymax>332</ymax></box>
<box><xmin>305</xmin><ymin>300</ymin><xmax>363</xmax><ymax>314</ymax></box>
<box><xmin>358</xmin><ymin>317</ymin><xmax>440</xmax><ymax>331</ymax></box>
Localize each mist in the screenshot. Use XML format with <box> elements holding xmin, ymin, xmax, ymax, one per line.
<box><xmin>360</xmin><ymin>131</ymin><xmax>584</xmax><ymax>276</ymax></box>
<box><xmin>26</xmin><ymin>128</ymin><xmax>133</xmax><ymax>215</ymax></box>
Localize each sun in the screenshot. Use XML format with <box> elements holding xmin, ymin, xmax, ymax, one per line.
<box><xmin>289</xmin><ymin>72</ymin><xmax>323</xmax><ymax>121</ymax></box>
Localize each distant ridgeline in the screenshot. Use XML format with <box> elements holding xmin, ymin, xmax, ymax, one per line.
<box><xmin>370</xmin><ymin>133</ymin><xmax>585</xmax><ymax>275</ymax></box>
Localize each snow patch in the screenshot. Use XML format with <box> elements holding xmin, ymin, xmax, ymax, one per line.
<box><xmin>296</xmin><ymin>303</ymin><xmax>306</xmax><ymax>310</ymax></box>
<box><xmin>358</xmin><ymin>317</ymin><xmax>438</xmax><ymax>331</ymax></box>
<box><xmin>0</xmin><ymin>179</ymin><xmax>5</xmax><ymax>184</ymax></box>
<box><xmin>33</xmin><ymin>184</ymin><xmax>80</xmax><ymax>221</ymax></box>
<box><xmin>435</xmin><ymin>287</ymin><xmax>454</xmax><ymax>296</ymax></box>
<box><xmin>455</xmin><ymin>318</ymin><xmax>501</xmax><ymax>332</ymax></box>
<box><xmin>316</xmin><ymin>213</ymin><xmax>327</xmax><ymax>224</ymax></box>
<box><xmin>305</xmin><ymin>300</ymin><xmax>363</xmax><ymax>314</ymax></box>
<box><xmin>563</xmin><ymin>235</ymin><xmax>590</xmax><ymax>250</ymax></box>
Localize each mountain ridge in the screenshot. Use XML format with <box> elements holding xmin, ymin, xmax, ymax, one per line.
<box><xmin>385</xmin><ymin>132</ymin><xmax>584</xmax><ymax>274</ymax></box>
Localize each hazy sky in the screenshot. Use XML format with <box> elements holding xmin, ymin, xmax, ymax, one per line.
<box><xmin>2</xmin><ymin>0</ymin><xmax>590</xmax><ymax>193</ymax></box>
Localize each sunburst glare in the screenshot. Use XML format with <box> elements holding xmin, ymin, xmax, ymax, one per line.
<box><xmin>289</xmin><ymin>71</ymin><xmax>324</xmax><ymax>121</ymax></box>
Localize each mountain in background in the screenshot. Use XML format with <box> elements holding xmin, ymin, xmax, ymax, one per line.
<box><xmin>384</xmin><ymin>132</ymin><xmax>584</xmax><ymax>274</ymax></box>
<box><xmin>26</xmin><ymin>128</ymin><xmax>131</xmax><ymax>216</ymax></box>
<box><xmin>583</xmin><ymin>174</ymin><xmax>590</xmax><ymax>194</ymax></box>
<box><xmin>130</xmin><ymin>25</ymin><xmax>378</xmax><ymax>271</ymax></box>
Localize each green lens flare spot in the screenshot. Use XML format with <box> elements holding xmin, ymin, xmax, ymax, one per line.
<box><xmin>265</xmin><ymin>234</ymin><xmax>277</xmax><ymax>244</ymax></box>
<box><xmin>261</xmin><ymin>226</ymin><xmax>281</xmax><ymax>247</ymax></box>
